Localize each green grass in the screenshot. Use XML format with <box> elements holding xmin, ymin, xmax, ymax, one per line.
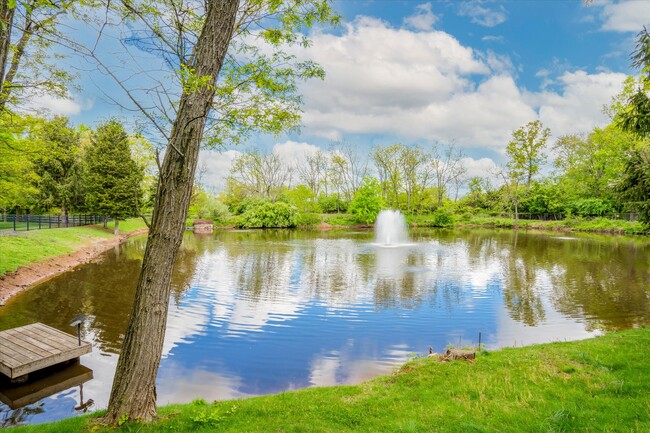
<box><xmin>319</xmin><ymin>213</ymin><xmax>360</xmax><ymax>226</ymax></box>
<box><xmin>105</xmin><ymin>217</ymin><xmax>149</xmax><ymax>233</ymax></box>
<box><xmin>462</xmin><ymin>215</ymin><xmax>646</xmax><ymax>235</ymax></box>
<box><xmin>10</xmin><ymin>328</ymin><xmax>650</xmax><ymax>432</ymax></box>
<box><xmin>0</xmin><ymin>218</ymin><xmax>148</xmax><ymax>276</ymax></box>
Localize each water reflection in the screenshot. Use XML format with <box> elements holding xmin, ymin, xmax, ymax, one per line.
<box><xmin>0</xmin><ymin>362</ymin><xmax>93</xmax><ymax>427</ymax></box>
<box><xmin>0</xmin><ymin>229</ymin><xmax>649</xmax><ymax>425</ymax></box>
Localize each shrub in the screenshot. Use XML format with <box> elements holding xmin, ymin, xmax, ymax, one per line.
<box><xmin>430</xmin><ymin>207</ymin><xmax>455</xmax><ymax>227</ymax></box>
<box><xmin>566</xmin><ymin>198</ymin><xmax>615</xmax><ymax>217</ymax></box>
<box><xmin>318</xmin><ymin>193</ymin><xmax>348</xmax><ymax>213</ymax></box>
<box><xmin>348</xmin><ymin>177</ymin><xmax>384</xmax><ymax>224</ymax></box>
<box><xmin>281</xmin><ymin>185</ymin><xmax>322</xmax><ymax>213</ymax></box>
<box><xmin>296</xmin><ymin>212</ymin><xmax>321</xmax><ymax>226</ymax></box>
<box><xmin>237</xmin><ymin>201</ymin><xmax>299</xmax><ymax>228</ymax></box>
<box><xmin>230</xmin><ymin>196</ymin><xmax>267</xmax><ymax>215</ymax></box>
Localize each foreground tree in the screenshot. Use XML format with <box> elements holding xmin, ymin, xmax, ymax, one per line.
<box><xmin>101</xmin><ymin>2</ymin><xmax>239</xmax><ymax>423</ymax></box>
<box><xmin>84</xmin><ymin>120</ymin><xmax>143</xmax><ymax>234</ymax></box>
<box><xmin>87</xmin><ymin>0</ymin><xmax>338</xmax><ymax>425</ymax></box>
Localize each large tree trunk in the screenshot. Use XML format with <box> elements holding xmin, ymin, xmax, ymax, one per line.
<box><xmin>103</xmin><ymin>0</ymin><xmax>238</xmax><ymax>424</ymax></box>
<box><xmin>0</xmin><ymin>1</ymin><xmax>15</xmax><ymax>107</ymax></box>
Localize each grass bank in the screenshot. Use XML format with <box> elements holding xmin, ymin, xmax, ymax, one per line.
<box><xmin>10</xmin><ymin>327</ymin><xmax>650</xmax><ymax>432</ymax></box>
<box><xmin>289</xmin><ymin>212</ymin><xmax>647</xmax><ymax>235</ymax></box>
<box><xmin>460</xmin><ymin>215</ymin><xmax>646</xmax><ymax>235</ymax></box>
<box><xmin>0</xmin><ymin>218</ymin><xmax>148</xmax><ymax>276</ymax></box>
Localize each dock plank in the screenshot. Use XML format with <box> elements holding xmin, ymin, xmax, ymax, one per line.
<box><xmin>0</xmin><ymin>323</ymin><xmax>91</xmax><ymax>379</ymax></box>
<box><xmin>0</xmin><ymin>335</ymin><xmax>38</xmax><ymax>363</ymax></box>
<box><xmin>4</xmin><ymin>333</ymin><xmax>50</xmax><ymax>361</ymax></box>
<box><xmin>3</xmin><ymin>329</ymin><xmax>55</xmax><ymax>358</ymax></box>
<box><xmin>0</xmin><ymin>341</ymin><xmax>34</xmax><ymax>365</ymax></box>
<box><xmin>32</xmin><ymin>323</ymin><xmax>79</xmax><ymax>348</ymax></box>
<box><xmin>6</xmin><ymin>327</ymin><xmax>61</xmax><ymax>354</ymax></box>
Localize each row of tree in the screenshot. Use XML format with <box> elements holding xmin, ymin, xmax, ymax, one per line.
<box><xmin>0</xmin><ymin>114</ymin><xmax>151</xmax><ymax>232</ymax></box>
<box><xmin>219</xmin><ymin>112</ymin><xmax>647</xmax><ymax>224</ymax></box>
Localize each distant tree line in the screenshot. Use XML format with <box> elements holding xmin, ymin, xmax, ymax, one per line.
<box><xmin>216</xmin><ymin>92</ymin><xmax>648</xmax><ymax>228</ymax></box>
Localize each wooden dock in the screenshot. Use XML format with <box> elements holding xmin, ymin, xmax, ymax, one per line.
<box><xmin>0</xmin><ymin>323</ymin><xmax>91</xmax><ymax>380</ymax></box>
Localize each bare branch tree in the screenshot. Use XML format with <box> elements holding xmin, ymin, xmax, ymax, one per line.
<box><xmin>431</xmin><ymin>141</ymin><xmax>466</xmax><ymax>207</ymax></box>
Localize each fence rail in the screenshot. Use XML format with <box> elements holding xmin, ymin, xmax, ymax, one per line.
<box><xmin>499</xmin><ymin>212</ymin><xmax>639</xmax><ymax>222</ymax></box>
<box><xmin>0</xmin><ymin>214</ymin><xmax>107</xmax><ymax>232</ymax></box>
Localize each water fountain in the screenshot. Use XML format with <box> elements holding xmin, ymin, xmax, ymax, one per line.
<box><xmin>374</xmin><ymin>210</ymin><xmax>409</xmax><ymax>246</ymax></box>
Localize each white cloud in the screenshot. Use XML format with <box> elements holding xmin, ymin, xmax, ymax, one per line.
<box><xmin>25</xmin><ymin>94</ymin><xmax>85</xmax><ymax>116</ymax></box>
<box><xmin>403</xmin><ymin>3</ymin><xmax>439</xmax><ymax>31</ymax></box>
<box><xmin>461</xmin><ymin>157</ymin><xmax>499</xmax><ymax>181</ymax></box>
<box><xmin>482</xmin><ymin>35</ymin><xmax>504</xmax><ymax>42</ymax></box>
<box><xmin>198</xmin><ymin>149</ymin><xmax>241</xmax><ymax>191</ymax></box>
<box><xmin>527</xmin><ymin>70</ymin><xmax>628</xmax><ymax>137</ymax></box>
<box><xmin>272</xmin><ymin>140</ymin><xmax>321</xmax><ymax>166</ymax></box>
<box><xmin>295</xmin><ymin>17</ymin><xmax>626</xmax><ymax>155</ymax></box>
<box><xmin>458</xmin><ymin>1</ymin><xmax>507</xmax><ymax>27</ymax></box>
<box><xmin>600</xmin><ymin>1</ymin><xmax>650</xmax><ymax>32</ymax></box>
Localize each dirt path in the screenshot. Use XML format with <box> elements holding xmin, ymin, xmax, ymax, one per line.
<box><xmin>0</xmin><ymin>228</ymin><xmax>148</xmax><ymax>306</ymax></box>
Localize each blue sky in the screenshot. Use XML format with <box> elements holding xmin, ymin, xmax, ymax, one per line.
<box><xmin>37</xmin><ymin>0</ymin><xmax>650</xmax><ymax>190</ymax></box>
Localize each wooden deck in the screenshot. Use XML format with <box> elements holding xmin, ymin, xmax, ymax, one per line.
<box><xmin>0</xmin><ymin>323</ymin><xmax>91</xmax><ymax>380</ymax></box>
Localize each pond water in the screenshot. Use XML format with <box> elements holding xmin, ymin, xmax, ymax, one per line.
<box><xmin>1</xmin><ymin>229</ymin><xmax>649</xmax><ymax>426</ymax></box>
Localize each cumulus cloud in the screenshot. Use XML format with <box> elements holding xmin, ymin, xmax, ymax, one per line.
<box><xmin>527</xmin><ymin>70</ymin><xmax>628</xmax><ymax>137</ymax></box>
<box><xmin>458</xmin><ymin>1</ymin><xmax>507</xmax><ymax>27</ymax></box>
<box><xmin>461</xmin><ymin>156</ymin><xmax>500</xmax><ymax>182</ymax></box>
<box><xmin>403</xmin><ymin>3</ymin><xmax>439</xmax><ymax>31</ymax></box>
<box><xmin>198</xmin><ymin>149</ymin><xmax>241</xmax><ymax>191</ymax></box>
<box><xmin>25</xmin><ymin>94</ymin><xmax>86</xmax><ymax>116</ymax></box>
<box><xmin>272</xmin><ymin>140</ymin><xmax>322</xmax><ymax>166</ymax></box>
<box><xmin>295</xmin><ymin>17</ymin><xmax>625</xmax><ymax>155</ymax></box>
<box><xmin>600</xmin><ymin>1</ymin><xmax>650</xmax><ymax>32</ymax></box>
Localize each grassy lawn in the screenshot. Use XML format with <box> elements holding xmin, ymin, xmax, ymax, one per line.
<box><xmin>105</xmin><ymin>217</ymin><xmax>150</xmax><ymax>233</ymax></box>
<box><xmin>0</xmin><ymin>218</ymin><xmax>148</xmax><ymax>276</ymax></box>
<box><xmin>10</xmin><ymin>327</ymin><xmax>650</xmax><ymax>432</ymax></box>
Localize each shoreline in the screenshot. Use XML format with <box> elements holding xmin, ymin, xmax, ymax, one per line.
<box><xmin>0</xmin><ymin>220</ymin><xmax>643</xmax><ymax>307</ymax></box>
<box><xmin>0</xmin><ymin>228</ymin><xmax>148</xmax><ymax>306</ymax></box>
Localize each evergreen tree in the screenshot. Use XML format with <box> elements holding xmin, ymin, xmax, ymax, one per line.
<box><xmin>31</xmin><ymin>116</ymin><xmax>83</xmax><ymax>216</ymax></box>
<box><xmin>617</xmin><ymin>27</ymin><xmax>650</xmax><ymax>228</ymax></box>
<box><xmin>84</xmin><ymin>120</ymin><xmax>143</xmax><ymax>234</ymax></box>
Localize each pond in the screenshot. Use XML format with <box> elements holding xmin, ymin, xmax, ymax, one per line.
<box><xmin>1</xmin><ymin>228</ymin><xmax>649</xmax><ymax>426</ymax></box>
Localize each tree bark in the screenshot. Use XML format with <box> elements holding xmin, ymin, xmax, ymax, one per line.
<box><xmin>0</xmin><ymin>4</ymin><xmax>31</xmax><ymax>108</ymax></box>
<box><xmin>103</xmin><ymin>0</ymin><xmax>238</xmax><ymax>424</ymax></box>
<box><xmin>114</xmin><ymin>217</ymin><xmax>119</xmax><ymax>235</ymax></box>
<box><xmin>0</xmin><ymin>1</ymin><xmax>15</xmax><ymax>107</ymax></box>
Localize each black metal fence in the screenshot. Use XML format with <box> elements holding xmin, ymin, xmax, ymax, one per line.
<box><xmin>0</xmin><ymin>214</ymin><xmax>107</xmax><ymax>232</ymax></box>
<box><xmin>500</xmin><ymin>212</ymin><xmax>639</xmax><ymax>222</ymax></box>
